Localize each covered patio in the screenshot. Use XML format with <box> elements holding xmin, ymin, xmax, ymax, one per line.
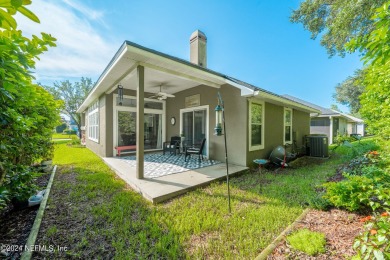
<box><xmin>103</xmin><ymin>155</ymin><xmax>248</xmax><ymax>203</ymax></box>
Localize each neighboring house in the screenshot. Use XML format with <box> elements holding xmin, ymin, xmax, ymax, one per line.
<box><xmin>69</xmin><ymin>118</ymin><xmax>78</xmax><ymax>132</ymax></box>
<box><xmin>282</xmin><ymin>95</ymin><xmax>365</xmax><ymax>144</ymax></box>
<box><xmin>76</xmin><ymin>30</ymin><xmax>319</xmax><ymax>179</ymax></box>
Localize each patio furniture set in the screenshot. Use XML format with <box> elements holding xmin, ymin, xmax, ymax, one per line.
<box><xmin>163</xmin><ymin>136</ymin><xmax>206</xmax><ymax>162</ymax></box>
<box><xmin>115</xmin><ymin>136</ymin><xmax>206</xmax><ymax>162</ymax></box>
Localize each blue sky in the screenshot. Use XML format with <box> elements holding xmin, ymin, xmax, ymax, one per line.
<box><xmin>17</xmin><ymin>0</ymin><xmax>362</xmax><ymax>112</ymax></box>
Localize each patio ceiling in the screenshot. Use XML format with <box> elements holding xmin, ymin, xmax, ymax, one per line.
<box><xmin>77</xmin><ymin>41</ymin><xmax>227</xmax><ymax>113</ymax></box>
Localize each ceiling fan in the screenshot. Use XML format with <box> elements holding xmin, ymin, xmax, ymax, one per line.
<box><xmin>149</xmin><ymin>85</ymin><xmax>175</xmax><ymax>100</ymax></box>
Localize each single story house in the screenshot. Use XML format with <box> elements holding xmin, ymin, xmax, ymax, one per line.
<box><xmin>282</xmin><ymin>95</ymin><xmax>365</xmax><ymax>144</ymax></box>
<box><xmin>77</xmin><ymin>30</ymin><xmax>319</xmax><ymax>179</ymax></box>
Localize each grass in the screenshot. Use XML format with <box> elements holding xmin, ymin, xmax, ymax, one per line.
<box><xmin>52</xmin><ymin>133</ymin><xmax>78</xmax><ymax>139</ymax></box>
<box><xmin>287</xmin><ymin>229</ymin><xmax>326</xmax><ymax>256</ymax></box>
<box><xmin>36</xmin><ymin>138</ymin><xmax>379</xmax><ymax>259</ymax></box>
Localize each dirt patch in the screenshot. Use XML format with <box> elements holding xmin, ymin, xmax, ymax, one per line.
<box><xmin>0</xmin><ymin>172</ymin><xmax>51</xmax><ymax>259</ymax></box>
<box><xmin>186</xmin><ymin>231</ymin><xmax>221</xmax><ymax>256</ymax></box>
<box><xmin>268</xmin><ymin>209</ymin><xmax>364</xmax><ymax>259</ymax></box>
<box><xmin>288</xmin><ymin>156</ymin><xmax>328</xmax><ymax>169</ymax></box>
<box><xmin>32</xmin><ymin>166</ymin><xmax>116</xmax><ymax>259</ymax></box>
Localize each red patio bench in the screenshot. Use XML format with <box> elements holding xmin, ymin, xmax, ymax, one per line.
<box><xmin>115</xmin><ymin>145</ymin><xmax>136</xmax><ymax>156</ymax></box>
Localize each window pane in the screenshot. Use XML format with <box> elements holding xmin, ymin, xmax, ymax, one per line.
<box><xmin>285</xmin><ymin>110</ymin><xmax>291</xmax><ymax>125</ymax></box>
<box><xmin>118</xmin><ymin>111</ymin><xmax>136</xmax><ymax>146</ymax></box>
<box><xmin>145</xmin><ymin>101</ymin><xmax>163</xmax><ymax>110</ymax></box>
<box><xmin>251</xmin><ymin>124</ymin><xmax>262</xmax><ymax>146</ymax></box>
<box><xmin>116</xmin><ymin>97</ymin><xmax>136</xmax><ymax>107</ymax></box>
<box><xmin>144</xmin><ymin>113</ymin><xmax>162</xmax><ymax>149</ymax></box>
<box><xmin>251</xmin><ymin>103</ymin><xmax>262</xmax><ymax>124</ymax></box>
<box><xmin>285</xmin><ymin>126</ymin><xmax>291</xmax><ymax>142</ymax></box>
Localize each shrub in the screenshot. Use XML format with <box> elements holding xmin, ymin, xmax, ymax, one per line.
<box><xmin>286</xmin><ymin>229</ymin><xmax>326</xmax><ymax>256</ymax></box>
<box><xmin>323</xmin><ymin>170</ymin><xmax>390</xmax><ymax>212</ymax></box>
<box><xmin>353</xmin><ymin>212</ymin><xmax>390</xmax><ymax>260</ymax></box>
<box><xmin>2</xmin><ymin>165</ymin><xmax>39</xmax><ymax>202</ymax></box>
<box><xmin>308</xmin><ymin>192</ymin><xmax>332</xmax><ymax>210</ymax></box>
<box><xmin>63</xmin><ymin>129</ymin><xmax>77</xmax><ymax>135</ymax></box>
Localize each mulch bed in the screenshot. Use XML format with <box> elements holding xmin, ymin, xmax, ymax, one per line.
<box><xmin>0</xmin><ymin>171</ymin><xmax>51</xmax><ymax>259</ymax></box>
<box><xmin>268</xmin><ymin>209</ymin><xmax>364</xmax><ymax>259</ymax></box>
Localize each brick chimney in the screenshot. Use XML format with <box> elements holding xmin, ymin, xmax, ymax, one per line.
<box><xmin>190</xmin><ymin>30</ymin><xmax>207</xmax><ymax>67</ymax></box>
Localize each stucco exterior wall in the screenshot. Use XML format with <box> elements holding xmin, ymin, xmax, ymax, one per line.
<box><xmin>246</xmin><ymin>102</ymin><xmax>283</xmax><ymax>166</ymax></box>
<box><xmin>166</xmin><ymin>84</ymin><xmax>247</xmax><ymax>166</ymax></box>
<box><xmin>84</xmin><ymin>85</ymin><xmax>311</xmax><ymax>167</ymax></box>
<box><xmin>293</xmin><ymin>109</ymin><xmax>310</xmax><ymax>148</ymax></box>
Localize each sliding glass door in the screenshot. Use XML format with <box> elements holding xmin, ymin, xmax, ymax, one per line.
<box><xmin>117</xmin><ymin>111</ymin><xmax>162</xmax><ymax>150</ymax></box>
<box><xmin>114</xmin><ymin>96</ymin><xmax>165</xmax><ymax>154</ymax></box>
<box><xmin>181</xmin><ymin>107</ymin><xmax>208</xmax><ymax>157</ymax></box>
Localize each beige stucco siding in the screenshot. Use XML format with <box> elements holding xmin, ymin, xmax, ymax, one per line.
<box><xmin>166</xmin><ymin>84</ymin><xmax>247</xmax><ymax>166</ymax></box>
<box><xmin>292</xmin><ymin>109</ymin><xmax>310</xmax><ymax>150</ymax></box>
<box><xmin>246</xmin><ymin>103</ymin><xmax>310</xmax><ymax>166</ymax></box>
<box><xmin>246</xmin><ymin>102</ymin><xmax>282</xmax><ymax>165</ymax></box>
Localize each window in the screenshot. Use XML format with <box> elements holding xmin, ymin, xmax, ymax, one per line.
<box><xmin>88</xmin><ymin>100</ymin><xmax>99</xmax><ymax>142</ymax></box>
<box><xmin>284</xmin><ymin>108</ymin><xmax>292</xmax><ymax>144</ymax></box>
<box><xmin>249</xmin><ymin>100</ymin><xmax>264</xmax><ymax>151</ymax></box>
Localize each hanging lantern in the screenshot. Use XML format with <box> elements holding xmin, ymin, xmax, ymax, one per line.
<box><xmin>214</xmin><ymin>103</ymin><xmax>223</xmax><ymax>136</ymax></box>
<box><xmin>118</xmin><ymin>84</ymin><xmax>124</xmax><ymax>105</ymax></box>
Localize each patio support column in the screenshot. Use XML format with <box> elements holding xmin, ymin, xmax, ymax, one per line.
<box><xmin>136</xmin><ymin>65</ymin><xmax>145</xmax><ymax>179</ymax></box>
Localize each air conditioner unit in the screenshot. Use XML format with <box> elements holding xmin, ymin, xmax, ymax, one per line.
<box><xmin>306</xmin><ymin>135</ymin><xmax>329</xmax><ymax>157</ymax></box>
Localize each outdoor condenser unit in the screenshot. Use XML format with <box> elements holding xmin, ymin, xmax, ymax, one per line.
<box><xmin>306</xmin><ymin>135</ymin><xmax>329</xmax><ymax>157</ymax></box>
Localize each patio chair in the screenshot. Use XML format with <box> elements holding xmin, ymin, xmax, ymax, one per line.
<box><xmin>185</xmin><ymin>138</ymin><xmax>206</xmax><ymax>162</ymax></box>
<box><xmin>163</xmin><ymin>136</ymin><xmax>181</xmax><ymax>155</ymax></box>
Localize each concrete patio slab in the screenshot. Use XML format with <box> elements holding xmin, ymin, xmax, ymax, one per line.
<box><xmin>103</xmin><ymin>157</ymin><xmax>248</xmax><ymax>203</ymax></box>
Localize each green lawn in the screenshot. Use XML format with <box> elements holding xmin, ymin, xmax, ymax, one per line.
<box><xmin>52</xmin><ymin>133</ymin><xmax>78</xmax><ymax>139</ymax></box>
<box><xmin>36</xmin><ymin>138</ymin><xmax>379</xmax><ymax>259</ymax></box>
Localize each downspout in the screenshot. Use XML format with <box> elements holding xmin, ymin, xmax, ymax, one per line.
<box><xmin>329</xmin><ymin>116</ymin><xmax>333</xmax><ymax>144</ymax></box>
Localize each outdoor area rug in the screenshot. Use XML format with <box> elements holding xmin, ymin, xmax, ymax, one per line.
<box><xmin>120</xmin><ymin>153</ymin><xmax>221</xmax><ymax>178</ymax></box>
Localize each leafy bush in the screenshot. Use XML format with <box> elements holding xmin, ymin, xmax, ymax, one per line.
<box><xmin>334</xmin><ymin>133</ymin><xmax>354</xmax><ymax>146</ymax></box>
<box><xmin>0</xmin><ymin>1</ymin><xmax>59</xmax><ymax>209</ymax></box>
<box><xmin>2</xmin><ymin>165</ymin><xmax>38</xmax><ymax>202</ymax></box>
<box><xmin>286</xmin><ymin>229</ymin><xmax>326</xmax><ymax>256</ymax></box>
<box><xmin>63</xmin><ymin>129</ymin><xmax>77</xmax><ymax>135</ymax></box>
<box><xmin>353</xmin><ymin>212</ymin><xmax>390</xmax><ymax>260</ymax></box>
<box><xmin>323</xmin><ymin>169</ymin><xmax>390</xmax><ymax>212</ymax></box>
<box><xmin>308</xmin><ymin>192</ymin><xmax>332</xmax><ymax>210</ymax></box>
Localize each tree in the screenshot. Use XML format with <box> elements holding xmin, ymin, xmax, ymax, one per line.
<box><xmin>346</xmin><ymin>2</ymin><xmax>390</xmax><ymax>138</ymax></box>
<box><xmin>44</xmin><ymin>77</ymin><xmax>94</xmax><ymax>138</ymax></box>
<box><xmin>330</xmin><ymin>104</ymin><xmax>341</xmax><ymax>112</ymax></box>
<box><xmin>333</xmin><ymin>69</ymin><xmax>365</xmax><ymax>115</ymax></box>
<box><xmin>290</xmin><ymin>0</ymin><xmax>387</xmax><ymax>57</ymax></box>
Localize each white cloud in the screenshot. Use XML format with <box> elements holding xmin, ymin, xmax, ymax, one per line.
<box><xmin>16</xmin><ymin>0</ymin><xmax>117</xmax><ymax>83</ymax></box>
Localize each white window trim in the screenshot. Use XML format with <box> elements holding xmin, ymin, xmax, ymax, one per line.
<box><xmin>249</xmin><ymin>100</ymin><xmax>265</xmax><ymax>151</ymax></box>
<box><xmin>87</xmin><ymin>100</ymin><xmax>99</xmax><ymax>143</ymax></box>
<box><xmin>284</xmin><ymin>107</ymin><xmax>293</xmax><ymax>145</ymax></box>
